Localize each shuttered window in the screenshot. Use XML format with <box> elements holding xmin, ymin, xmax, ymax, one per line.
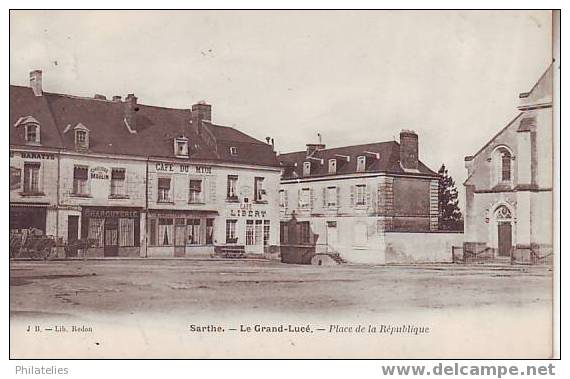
<box><xmin>73</xmin><ymin>166</ymin><xmax>89</xmax><ymax>195</ymax></box>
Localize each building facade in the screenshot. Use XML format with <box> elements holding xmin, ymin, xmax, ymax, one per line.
<box><xmin>278</xmin><ymin>131</ymin><xmax>440</xmax><ymax>264</ymax></box>
<box><xmin>463</xmin><ymin>64</ymin><xmax>553</xmax><ymax>263</ymax></box>
<box><xmin>10</xmin><ymin>70</ymin><xmax>281</xmax><ymax>258</ymax></box>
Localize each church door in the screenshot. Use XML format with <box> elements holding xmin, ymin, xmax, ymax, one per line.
<box><xmin>497</xmin><ymin>222</ymin><xmax>512</xmax><ymax>257</ymax></box>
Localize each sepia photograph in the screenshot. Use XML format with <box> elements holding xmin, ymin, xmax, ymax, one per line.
<box><xmin>8</xmin><ymin>9</ymin><xmax>559</xmax><ymax>359</ymax></box>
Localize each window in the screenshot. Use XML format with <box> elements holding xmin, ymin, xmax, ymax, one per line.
<box><xmin>119</xmin><ymin>218</ymin><xmax>135</xmax><ymax>247</ymax></box>
<box><xmin>299</xmin><ymin>188</ymin><xmax>311</xmax><ymax>208</ymax></box>
<box><xmin>230</xmin><ymin>146</ymin><xmax>238</xmax><ymax>156</ymax></box>
<box><xmin>303</xmin><ymin>161</ymin><xmax>311</xmax><ymax>176</ymax></box>
<box><xmin>23</xmin><ymin>162</ymin><xmax>40</xmax><ymax>193</ymax></box>
<box><xmin>175</xmin><ymin>137</ymin><xmax>189</xmax><ymax>157</ymax></box>
<box><xmin>355</xmin><ymin>184</ymin><xmax>366</xmax><ymax>206</ymax></box>
<box><xmin>255</xmin><ymin>220</ymin><xmax>262</xmax><ymax>245</ymax></box>
<box><xmin>227</xmin><ymin>175</ymin><xmax>238</xmax><ymax>200</ymax></box>
<box><xmin>25</xmin><ymin>124</ymin><xmax>40</xmax><ymax>144</ymax></box>
<box><xmin>298</xmin><ymin>221</ymin><xmax>311</xmax><ymax>244</ymax></box>
<box><xmin>279</xmin><ymin>189</ymin><xmax>287</xmax><ymax>208</ymax></box>
<box><xmin>263</xmin><ymin>220</ymin><xmax>270</xmax><ymax>246</ymax></box>
<box><xmin>328</xmin><ymin>159</ymin><xmax>337</xmax><ymax>174</ymax></box>
<box><xmin>226</xmin><ymin>219</ymin><xmax>237</xmax><ymax>243</ymax></box>
<box><xmin>357</xmin><ymin>156</ymin><xmax>366</xmax><ymax>172</ymax></box>
<box><xmin>157</xmin><ymin>177</ymin><xmax>172</xmax><ymax>202</ymax></box>
<box><xmin>501</xmin><ymin>151</ymin><xmax>512</xmax><ymax>182</ymax></box>
<box><xmin>254</xmin><ymin>177</ymin><xmax>265</xmax><ymax>202</ymax></box>
<box><xmin>189</xmin><ymin>179</ymin><xmax>203</xmax><ymax>203</ymax></box>
<box><xmin>246</xmin><ymin>220</ymin><xmax>254</xmax><ymax>245</ymax></box>
<box><xmin>73</xmin><ymin>166</ymin><xmax>89</xmax><ymax>195</ymax></box>
<box><xmin>158</xmin><ymin>218</ymin><xmax>174</xmax><ymax>246</ymax></box>
<box><xmin>186</xmin><ymin>218</ymin><xmax>201</xmax><ymax>244</ymax></box>
<box><xmin>206</xmin><ymin>219</ymin><xmax>214</xmax><ymax>245</ymax></box>
<box><xmin>326</xmin><ymin>186</ymin><xmax>337</xmax><ymax>207</ymax></box>
<box><xmin>75</xmin><ymin>130</ymin><xmax>88</xmax><ymax>150</ymax></box>
<box><xmin>149</xmin><ymin>219</ymin><xmax>157</xmax><ymax>246</ymax></box>
<box><xmin>110</xmin><ymin>168</ymin><xmax>126</xmax><ymax>197</ymax></box>
<box><xmin>88</xmin><ymin>218</ymin><xmax>105</xmax><ymax>247</ymax></box>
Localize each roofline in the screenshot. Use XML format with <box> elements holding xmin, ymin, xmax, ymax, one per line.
<box><xmin>466</xmin><ymin>112</ymin><xmax>524</xmax><ymax>161</ymax></box>
<box><xmin>278</xmin><ymin>140</ymin><xmax>398</xmax><ymax>157</ymax></box>
<box><xmin>281</xmin><ymin>170</ymin><xmax>439</xmax><ymax>184</ymax></box>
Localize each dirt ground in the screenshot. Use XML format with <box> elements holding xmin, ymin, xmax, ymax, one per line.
<box><xmin>9</xmin><ymin>259</ymin><xmax>553</xmax><ymax>319</ymax></box>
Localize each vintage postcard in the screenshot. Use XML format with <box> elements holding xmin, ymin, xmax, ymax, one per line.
<box><xmin>9</xmin><ymin>10</ymin><xmax>558</xmax><ymax>359</ymax></box>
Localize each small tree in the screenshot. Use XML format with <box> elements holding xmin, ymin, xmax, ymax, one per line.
<box><xmin>438</xmin><ymin>164</ymin><xmax>463</xmax><ymax>231</ymax></box>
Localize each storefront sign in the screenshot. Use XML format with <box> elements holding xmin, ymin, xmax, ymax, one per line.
<box><xmin>228</xmin><ymin>203</ymin><xmax>267</xmax><ymax>218</ymax></box>
<box><xmin>83</xmin><ymin>208</ymin><xmax>140</xmax><ymax>219</ymax></box>
<box><xmin>10</xmin><ymin>166</ymin><xmax>21</xmax><ymax>190</ymax></box>
<box><xmin>90</xmin><ymin>167</ymin><xmax>109</xmax><ymax>179</ymax></box>
<box><xmin>10</xmin><ymin>150</ymin><xmax>56</xmax><ymax>160</ymax></box>
<box><xmin>155</xmin><ymin>162</ymin><xmax>213</xmax><ymax>175</ymax></box>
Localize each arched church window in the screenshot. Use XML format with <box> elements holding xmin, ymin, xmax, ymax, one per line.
<box><xmin>494</xmin><ymin>205</ymin><xmax>512</xmax><ymax>220</ymax></box>
<box><xmin>501</xmin><ymin>150</ymin><xmax>511</xmax><ymax>181</ymax></box>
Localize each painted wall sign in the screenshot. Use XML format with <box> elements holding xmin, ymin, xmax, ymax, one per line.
<box><xmin>10</xmin><ymin>166</ymin><xmax>21</xmax><ymax>190</ymax></box>
<box><xmin>228</xmin><ymin>204</ymin><xmax>267</xmax><ymax>218</ymax></box>
<box><xmin>154</xmin><ymin>162</ymin><xmax>213</xmax><ymax>174</ymax></box>
<box><xmin>90</xmin><ymin>166</ymin><xmax>109</xmax><ymax>179</ymax></box>
<box><xmin>10</xmin><ymin>151</ymin><xmax>56</xmax><ymax>160</ymax></box>
<box><xmin>83</xmin><ymin>208</ymin><xmax>140</xmax><ymax>219</ymax></box>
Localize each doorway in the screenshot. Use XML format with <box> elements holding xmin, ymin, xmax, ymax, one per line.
<box><xmin>67</xmin><ymin>215</ymin><xmax>79</xmax><ymax>257</ymax></box>
<box><xmin>497</xmin><ymin>222</ymin><xmax>512</xmax><ymax>257</ymax></box>
<box><xmin>104</xmin><ymin>218</ymin><xmax>119</xmax><ymax>257</ymax></box>
<box><xmin>326</xmin><ymin>221</ymin><xmax>338</xmax><ymax>250</ymax></box>
<box><xmin>174</xmin><ymin>218</ymin><xmax>186</xmax><ymax>257</ymax></box>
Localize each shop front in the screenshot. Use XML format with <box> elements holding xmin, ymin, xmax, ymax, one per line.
<box><xmin>146</xmin><ymin>210</ymin><xmax>218</xmax><ymax>257</ymax></box>
<box><xmin>9</xmin><ymin>203</ymin><xmax>48</xmax><ymax>234</ymax></box>
<box><xmin>81</xmin><ymin>206</ymin><xmax>142</xmax><ymax>257</ymax></box>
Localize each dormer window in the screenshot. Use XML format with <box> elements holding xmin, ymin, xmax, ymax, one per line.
<box><xmin>303</xmin><ymin>161</ymin><xmax>311</xmax><ymax>176</ymax></box>
<box><xmin>357</xmin><ymin>156</ymin><xmax>366</xmax><ymax>172</ymax></box>
<box><xmin>174</xmin><ymin>137</ymin><xmax>189</xmax><ymax>157</ymax></box>
<box><xmin>73</xmin><ymin>123</ymin><xmax>90</xmax><ymax>151</ymax></box>
<box><xmin>230</xmin><ymin>146</ymin><xmax>238</xmax><ymax>156</ymax></box>
<box><xmin>26</xmin><ymin>124</ymin><xmax>39</xmax><ymax>144</ymax></box>
<box><xmin>328</xmin><ymin>159</ymin><xmax>337</xmax><ymax>174</ymax></box>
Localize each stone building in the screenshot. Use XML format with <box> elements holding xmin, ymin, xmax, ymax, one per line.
<box><xmin>10</xmin><ymin>70</ymin><xmax>281</xmax><ymax>258</ymax></box>
<box><xmin>463</xmin><ymin>64</ymin><xmax>553</xmax><ymax>263</ymax></box>
<box><xmin>278</xmin><ymin>131</ymin><xmax>445</xmax><ymax>264</ymax></box>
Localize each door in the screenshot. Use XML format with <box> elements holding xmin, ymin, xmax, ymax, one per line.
<box><xmin>104</xmin><ymin>218</ymin><xmax>119</xmax><ymax>257</ymax></box>
<box><xmin>174</xmin><ymin>218</ymin><xmax>186</xmax><ymax>257</ymax></box>
<box><xmin>497</xmin><ymin>222</ymin><xmax>512</xmax><ymax>257</ymax></box>
<box><xmin>67</xmin><ymin>216</ymin><xmax>79</xmax><ymax>257</ymax></box>
<box><xmin>326</xmin><ymin>221</ymin><xmax>338</xmax><ymax>249</ymax></box>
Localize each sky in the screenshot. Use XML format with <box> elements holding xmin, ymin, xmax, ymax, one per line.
<box><xmin>10</xmin><ymin>10</ymin><xmax>553</xmax><ymax>212</ymax></box>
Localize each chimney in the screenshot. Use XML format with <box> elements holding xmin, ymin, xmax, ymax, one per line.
<box><xmin>112</xmin><ymin>95</ymin><xmax>122</xmax><ymax>102</ymax></box>
<box><xmin>29</xmin><ymin>70</ymin><xmax>42</xmax><ymax>96</ymax></box>
<box><xmin>125</xmin><ymin>93</ymin><xmax>138</xmax><ymax>131</ymax></box>
<box><xmin>306</xmin><ymin>143</ymin><xmax>326</xmax><ymax>157</ymax></box>
<box><xmin>191</xmin><ymin>101</ymin><xmax>212</xmax><ymax>135</ymax></box>
<box><xmin>399</xmin><ymin>130</ymin><xmax>419</xmax><ymax>170</ymax></box>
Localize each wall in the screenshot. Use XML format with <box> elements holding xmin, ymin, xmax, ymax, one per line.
<box><xmin>384</xmin><ymin>231</ymin><xmax>464</xmax><ymax>263</ymax></box>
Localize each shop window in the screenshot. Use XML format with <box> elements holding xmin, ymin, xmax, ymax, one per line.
<box><xmin>73</xmin><ymin>166</ymin><xmax>89</xmax><ymax>196</ymax></box>
<box><xmin>255</xmin><ymin>220</ymin><xmax>262</xmax><ymax>245</ymax></box>
<box><xmin>186</xmin><ymin>218</ymin><xmax>201</xmax><ymax>244</ymax></box>
<box><xmin>246</xmin><ymin>220</ymin><xmax>254</xmax><ymax>245</ymax></box>
<box><xmin>355</xmin><ymin>184</ymin><xmax>366</xmax><ymax>206</ymax></box>
<box><xmin>263</xmin><ymin>220</ymin><xmax>270</xmax><ymax>246</ymax></box>
<box><xmin>227</xmin><ymin>175</ymin><xmax>238</xmax><ymax>201</ymax></box>
<box><xmin>226</xmin><ymin>219</ymin><xmax>237</xmax><ymax>244</ymax></box>
<box><xmin>158</xmin><ymin>218</ymin><xmax>174</xmax><ymax>246</ymax></box>
<box><xmin>119</xmin><ymin>218</ymin><xmax>135</xmax><ymax>247</ymax></box>
<box><xmin>157</xmin><ymin>177</ymin><xmax>172</xmax><ymax>203</ymax></box>
<box><xmin>189</xmin><ymin>179</ymin><xmax>203</xmax><ymax>203</ymax></box>
<box><xmin>110</xmin><ymin>168</ymin><xmax>126</xmax><ymax>197</ymax></box>
<box><xmin>88</xmin><ymin>218</ymin><xmax>105</xmax><ymax>247</ymax></box>
<box><xmin>254</xmin><ymin>177</ymin><xmax>265</xmax><ymax>202</ymax></box>
<box><xmin>149</xmin><ymin>219</ymin><xmax>157</xmax><ymax>246</ymax></box>
<box><xmin>299</xmin><ymin>188</ymin><xmax>311</xmax><ymax>209</ymax></box>
<box><xmin>206</xmin><ymin>219</ymin><xmax>214</xmax><ymax>245</ymax></box>
<box><xmin>298</xmin><ymin>221</ymin><xmax>311</xmax><ymax>244</ymax></box>
<box><xmin>23</xmin><ymin>162</ymin><xmax>41</xmax><ymax>194</ymax></box>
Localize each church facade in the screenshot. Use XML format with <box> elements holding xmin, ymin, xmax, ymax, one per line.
<box><xmin>463</xmin><ymin>64</ymin><xmax>553</xmax><ymax>263</ymax></box>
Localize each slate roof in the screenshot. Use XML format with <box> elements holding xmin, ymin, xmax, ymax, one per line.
<box><xmin>279</xmin><ymin>141</ymin><xmax>438</xmax><ymax>179</ymax></box>
<box><xmin>9</xmin><ymin>85</ymin><xmax>279</xmax><ymax>167</ymax></box>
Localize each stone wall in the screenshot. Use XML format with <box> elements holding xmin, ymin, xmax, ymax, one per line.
<box><xmin>384</xmin><ymin>231</ymin><xmax>464</xmax><ymax>263</ymax></box>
